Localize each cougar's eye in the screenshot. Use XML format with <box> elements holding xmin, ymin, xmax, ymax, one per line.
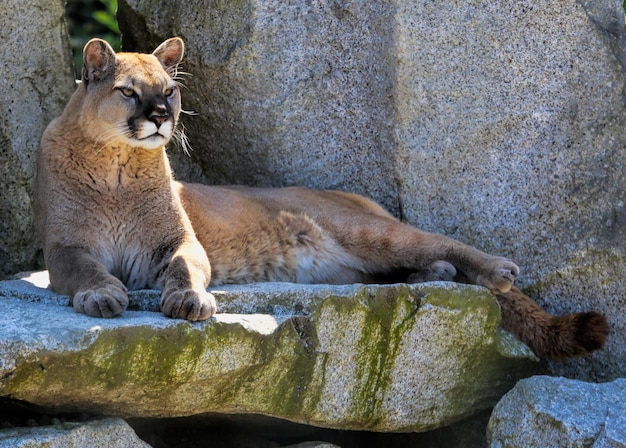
<box><xmin>164</xmin><ymin>87</ymin><xmax>174</xmax><ymax>97</ymax></box>
<box><xmin>119</xmin><ymin>87</ymin><xmax>135</xmax><ymax>98</ymax></box>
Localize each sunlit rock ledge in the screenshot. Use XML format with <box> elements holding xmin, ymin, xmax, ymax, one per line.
<box><xmin>0</xmin><ymin>271</ymin><xmax>536</xmax><ymax>433</ymax></box>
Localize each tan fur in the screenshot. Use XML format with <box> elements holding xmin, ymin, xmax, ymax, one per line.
<box><xmin>35</xmin><ymin>39</ymin><xmax>609</xmax><ymax>359</ymax></box>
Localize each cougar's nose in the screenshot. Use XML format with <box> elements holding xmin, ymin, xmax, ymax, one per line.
<box><xmin>149</xmin><ymin>104</ymin><xmax>169</xmax><ymax>126</ymax></box>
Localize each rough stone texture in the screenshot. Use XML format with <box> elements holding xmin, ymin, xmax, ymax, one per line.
<box><xmin>0</xmin><ymin>418</ymin><xmax>151</xmax><ymax>448</ymax></box>
<box><xmin>487</xmin><ymin>375</ymin><xmax>626</xmax><ymax>448</ymax></box>
<box><xmin>0</xmin><ymin>0</ymin><xmax>75</xmax><ymax>279</ymax></box>
<box><xmin>0</xmin><ymin>273</ymin><xmax>536</xmax><ymax>433</ymax></box>
<box><xmin>116</xmin><ymin>0</ymin><xmax>626</xmax><ymax>382</ymax></box>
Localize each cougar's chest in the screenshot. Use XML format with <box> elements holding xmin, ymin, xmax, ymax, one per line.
<box><xmin>69</xmin><ymin>150</ymin><xmax>172</xmax><ymax>289</ymax></box>
<box><xmin>90</xmin><ymin>197</ymin><xmax>159</xmax><ymax>290</ymax></box>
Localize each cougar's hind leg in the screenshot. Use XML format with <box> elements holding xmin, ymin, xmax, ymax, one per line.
<box><xmin>343</xmin><ymin>218</ymin><xmax>519</xmax><ymax>292</ymax></box>
<box><xmin>496</xmin><ymin>286</ymin><xmax>609</xmax><ymax>360</ymax></box>
<box><xmin>234</xmin><ymin>187</ymin><xmax>519</xmax><ymax>291</ymax></box>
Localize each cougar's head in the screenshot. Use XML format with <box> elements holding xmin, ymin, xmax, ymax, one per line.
<box><xmin>80</xmin><ymin>37</ymin><xmax>184</xmax><ymax>150</ymax></box>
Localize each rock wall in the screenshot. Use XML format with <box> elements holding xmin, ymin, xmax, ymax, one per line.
<box><xmin>116</xmin><ymin>0</ymin><xmax>626</xmax><ymax>382</ymax></box>
<box><xmin>0</xmin><ymin>0</ymin><xmax>76</xmax><ymax>278</ymax></box>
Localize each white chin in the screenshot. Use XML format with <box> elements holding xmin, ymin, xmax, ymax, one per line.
<box><xmin>135</xmin><ymin>135</ymin><xmax>168</xmax><ymax>150</ymax></box>
<box><xmin>130</xmin><ymin>121</ymin><xmax>173</xmax><ymax>149</ymax></box>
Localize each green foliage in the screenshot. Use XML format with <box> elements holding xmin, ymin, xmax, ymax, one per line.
<box><xmin>65</xmin><ymin>0</ymin><xmax>121</xmax><ymax>77</ymax></box>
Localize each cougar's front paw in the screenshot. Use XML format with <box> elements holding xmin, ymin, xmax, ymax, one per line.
<box><xmin>476</xmin><ymin>257</ymin><xmax>519</xmax><ymax>293</ymax></box>
<box><xmin>161</xmin><ymin>288</ymin><xmax>217</xmax><ymax>322</ymax></box>
<box><xmin>73</xmin><ymin>283</ymin><xmax>129</xmax><ymax>318</ymax></box>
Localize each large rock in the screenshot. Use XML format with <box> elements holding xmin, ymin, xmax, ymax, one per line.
<box><xmin>0</xmin><ymin>273</ymin><xmax>536</xmax><ymax>432</ymax></box>
<box><xmin>487</xmin><ymin>375</ymin><xmax>626</xmax><ymax>447</ymax></box>
<box><xmin>0</xmin><ymin>0</ymin><xmax>75</xmax><ymax>278</ymax></box>
<box><xmin>116</xmin><ymin>0</ymin><xmax>625</xmax><ymax>382</ymax></box>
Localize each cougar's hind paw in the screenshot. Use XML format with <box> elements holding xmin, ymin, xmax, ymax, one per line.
<box><xmin>407</xmin><ymin>260</ymin><xmax>457</xmax><ymax>283</ymax></box>
<box><xmin>477</xmin><ymin>258</ymin><xmax>519</xmax><ymax>293</ymax></box>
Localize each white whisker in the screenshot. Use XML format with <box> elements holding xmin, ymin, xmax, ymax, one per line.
<box><xmin>171</xmin><ymin>125</ymin><xmax>192</xmax><ymax>157</ymax></box>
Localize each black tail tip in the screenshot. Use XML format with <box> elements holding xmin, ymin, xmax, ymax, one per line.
<box><xmin>574</xmin><ymin>311</ymin><xmax>610</xmax><ymax>354</ymax></box>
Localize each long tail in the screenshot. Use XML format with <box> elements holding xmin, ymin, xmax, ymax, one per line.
<box><xmin>496</xmin><ymin>287</ymin><xmax>610</xmax><ymax>360</ymax></box>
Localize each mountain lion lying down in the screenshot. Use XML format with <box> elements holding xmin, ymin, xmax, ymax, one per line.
<box><xmin>34</xmin><ymin>38</ymin><xmax>608</xmax><ymax>360</ymax></box>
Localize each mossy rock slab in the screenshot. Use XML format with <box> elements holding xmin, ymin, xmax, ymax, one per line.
<box><xmin>0</xmin><ymin>273</ymin><xmax>536</xmax><ymax>432</ymax></box>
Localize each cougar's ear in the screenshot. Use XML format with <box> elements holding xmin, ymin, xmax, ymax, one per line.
<box><xmin>82</xmin><ymin>38</ymin><xmax>116</xmax><ymax>84</ymax></box>
<box><xmin>152</xmin><ymin>37</ymin><xmax>185</xmax><ymax>73</ymax></box>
